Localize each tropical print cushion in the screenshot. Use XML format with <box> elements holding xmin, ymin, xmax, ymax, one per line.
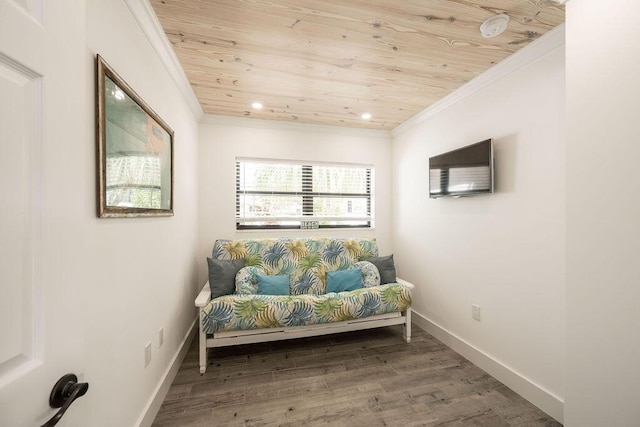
<box><xmin>354</xmin><ymin>261</ymin><xmax>381</xmax><ymax>288</ymax></box>
<box><xmin>201</xmin><ymin>282</ymin><xmax>412</xmax><ymax>334</ymax></box>
<box><xmin>212</xmin><ymin>238</ymin><xmax>379</xmax><ymax>296</ymax></box>
<box><xmin>235</xmin><ymin>266</ymin><xmax>265</xmax><ymax>295</ymax></box>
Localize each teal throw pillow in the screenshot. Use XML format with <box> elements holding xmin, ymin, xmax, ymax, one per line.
<box><xmin>326</xmin><ymin>269</ymin><xmax>363</xmax><ymax>293</ymax></box>
<box><xmin>257</xmin><ymin>275</ymin><xmax>290</xmax><ymax>296</ymax></box>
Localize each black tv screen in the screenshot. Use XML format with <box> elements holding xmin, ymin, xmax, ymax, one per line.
<box><xmin>429</xmin><ymin>139</ymin><xmax>494</xmax><ymax>198</ymax></box>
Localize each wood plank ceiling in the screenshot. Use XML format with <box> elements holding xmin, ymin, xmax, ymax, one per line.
<box><xmin>150</xmin><ymin>0</ymin><xmax>565</xmax><ymax>130</ymax></box>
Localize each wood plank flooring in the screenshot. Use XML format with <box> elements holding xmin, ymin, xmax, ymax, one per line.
<box><xmin>153</xmin><ymin>325</ymin><xmax>561</xmax><ymax>426</ymax></box>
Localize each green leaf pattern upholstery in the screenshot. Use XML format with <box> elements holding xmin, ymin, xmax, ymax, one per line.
<box><xmin>202</xmin><ymin>238</ymin><xmax>411</xmax><ymax>334</ymax></box>
<box><xmin>201</xmin><ymin>283</ymin><xmax>412</xmax><ymax>334</ymax></box>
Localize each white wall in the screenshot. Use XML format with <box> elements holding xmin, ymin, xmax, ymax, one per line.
<box><xmin>565</xmin><ymin>1</ymin><xmax>640</xmax><ymax>425</ymax></box>
<box><xmin>391</xmin><ymin>38</ymin><xmax>566</xmax><ymax>420</ymax></box>
<box><xmin>80</xmin><ymin>1</ymin><xmax>200</xmax><ymax>426</ymax></box>
<box><xmin>198</xmin><ymin>116</ymin><xmax>393</xmax><ymax>285</ymax></box>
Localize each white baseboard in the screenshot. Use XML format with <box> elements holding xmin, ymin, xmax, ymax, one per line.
<box><xmin>411</xmin><ymin>310</ymin><xmax>564</xmax><ymax>424</ymax></box>
<box><xmin>136</xmin><ymin>320</ymin><xmax>196</xmax><ymax>427</ymax></box>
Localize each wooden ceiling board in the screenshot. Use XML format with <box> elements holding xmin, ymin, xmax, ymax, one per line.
<box><xmin>150</xmin><ymin>0</ymin><xmax>565</xmax><ymax>129</ymax></box>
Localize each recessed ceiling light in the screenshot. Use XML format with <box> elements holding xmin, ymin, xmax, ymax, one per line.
<box><xmin>251</xmin><ymin>102</ymin><xmax>263</xmax><ymax>110</ymax></box>
<box><xmin>361</xmin><ymin>112</ymin><xmax>372</xmax><ymax>120</ymax></box>
<box><xmin>480</xmin><ymin>14</ymin><xmax>509</xmax><ymax>38</ymax></box>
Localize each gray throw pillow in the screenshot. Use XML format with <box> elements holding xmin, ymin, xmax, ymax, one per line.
<box><xmin>207</xmin><ymin>258</ymin><xmax>245</xmax><ymax>298</ymax></box>
<box><xmin>360</xmin><ymin>254</ymin><xmax>397</xmax><ymax>284</ymax></box>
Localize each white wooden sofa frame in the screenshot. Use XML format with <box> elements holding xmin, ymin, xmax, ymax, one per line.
<box><xmin>195</xmin><ymin>279</ymin><xmax>414</xmax><ymax>374</ymax></box>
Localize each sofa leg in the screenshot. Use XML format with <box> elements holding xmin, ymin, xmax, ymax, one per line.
<box><xmin>403</xmin><ymin>309</ymin><xmax>412</xmax><ymax>343</ymax></box>
<box><xmin>199</xmin><ymin>312</ymin><xmax>207</xmax><ymax>374</ymax></box>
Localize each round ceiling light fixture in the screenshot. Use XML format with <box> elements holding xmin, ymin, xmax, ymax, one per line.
<box><xmin>251</xmin><ymin>102</ymin><xmax>263</xmax><ymax>110</ymax></box>
<box><xmin>480</xmin><ymin>14</ymin><xmax>509</xmax><ymax>38</ymax></box>
<box><xmin>361</xmin><ymin>112</ymin><xmax>372</xmax><ymax>120</ymax></box>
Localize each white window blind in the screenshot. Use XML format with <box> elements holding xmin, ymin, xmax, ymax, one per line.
<box><xmin>106</xmin><ymin>154</ymin><xmax>162</xmax><ymax>208</ymax></box>
<box><xmin>236</xmin><ymin>158</ymin><xmax>373</xmax><ymax>229</ymax></box>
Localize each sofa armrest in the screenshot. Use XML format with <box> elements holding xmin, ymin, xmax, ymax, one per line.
<box><xmin>195</xmin><ymin>282</ymin><xmax>212</xmax><ymax>308</ymax></box>
<box><xmin>396</xmin><ymin>277</ymin><xmax>415</xmax><ymax>291</ymax></box>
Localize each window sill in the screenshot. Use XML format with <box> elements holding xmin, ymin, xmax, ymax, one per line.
<box><xmin>235</xmin><ymin>227</ymin><xmax>375</xmax><ymax>233</ymax></box>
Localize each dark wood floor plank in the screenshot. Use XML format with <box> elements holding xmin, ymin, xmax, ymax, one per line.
<box><xmin>291</xmin><ymin>348</ymin><xmax>362</xmax><ymax>369</ymax></box>
<box><xmin>152</xmin><ymin>324</ymin><xmax>562</xmax><ymax>427</ymax></box>
<box><xmin>219</xmin><ymin>353</ymin><xmax>296</xmax><ymax>379</ymax></box>
<box><xmin>190</xmin><ymin>371</ymin><xmax>273</xmax><ymax>397</ymax></box>
<box><xmin>244</xmin><ymin>376</ymin><xmax>328</xmax><ymax>402</ymax></box>
<box><xmin>273</xmin><ymin>363</ymin><xmax>347</xmax><ymax>383</ymax></box>
<box><xmin>152</xmin><ymin>406</ymin><xmax>213</xmax><ymax>427</ymax></box>
<box><xmin>323</xmin><ymin>364</ymin><xmax>399</xmax><ymax>389</ymax></box>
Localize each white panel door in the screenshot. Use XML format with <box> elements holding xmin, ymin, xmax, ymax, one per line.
<box><xmin>0</xmin><ymin>1</ymin><xmax>85</xmax><ymax>426</ymax></box>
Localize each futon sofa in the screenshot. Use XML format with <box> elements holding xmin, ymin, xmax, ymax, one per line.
<box><xmin>195</xmin><ymin>237</ymin><xmax>413</xmax><ymax>373</ymax></box>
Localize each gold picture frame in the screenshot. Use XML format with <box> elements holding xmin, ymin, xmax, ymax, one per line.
<box><xmin>96</xmin><ymin>55</ymin><xmax>174</xmax><ymax>217</ymax></box>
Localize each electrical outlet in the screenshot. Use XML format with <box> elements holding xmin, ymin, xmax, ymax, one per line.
<box><xmin>472</xmin><ymin>304</ymin><xmax>481</xmax><ymax>321</ymax></box>
<box><xmin>158</xmin><ymin>327</ymin><xmax>164</xmax><ymax>347</ymax></box>
<box><xmin>145</xmin><ymin>342</ymin><xmax>152</xmax><ymax>367</ymax></box>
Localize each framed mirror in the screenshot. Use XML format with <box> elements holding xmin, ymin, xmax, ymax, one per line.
<box><xmin>96</xmin><ymin>55</ymin><xmax>174</xmax><ymax>217</ymax></box>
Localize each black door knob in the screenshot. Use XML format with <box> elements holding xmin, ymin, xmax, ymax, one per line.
<box><xmin>41</xmin><ymin>374</ymin><xmax>89</xmax><ymax>427</ymax></box>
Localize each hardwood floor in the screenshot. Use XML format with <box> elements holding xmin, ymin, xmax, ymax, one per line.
<box><xmin>153</xmin><ymin>325</ymin><xmax>561</xmax><ymax>426</ymax></box>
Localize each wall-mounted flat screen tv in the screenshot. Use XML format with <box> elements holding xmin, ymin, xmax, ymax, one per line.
<box><xmin>429</xmin><ymin>139</ymin><xmax>494</xmax><ymax>198</ymax></box>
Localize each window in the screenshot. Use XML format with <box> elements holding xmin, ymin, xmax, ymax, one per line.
<box><xmin>106</xmin><ymin>154</ymin><xmax>162</xmax><ymax>208</ymax></box>
<box><xmin>236</xmin><ymin>158</ymin><xmax>373</xmax><ymax>229</ymax></box>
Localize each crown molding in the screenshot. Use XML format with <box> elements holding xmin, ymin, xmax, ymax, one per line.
<box><xmin>202</xmin><ymin>114</ymin><xmax>391</xmax><ymax>138</ymax></box>
<box><xmin>392</xmin><ymin>22</ymin><xmax>565</xmax><ymax>137</ymax></box>
<box><xmin>125</xmin><ymin>0</ymin><xmax>204</xmax><ymax>120</ymax></box>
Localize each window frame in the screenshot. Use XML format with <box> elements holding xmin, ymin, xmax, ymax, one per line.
<box><xmin>235</xmin><ymin>158</ymin><xmax>373</xmax><ymax>230</ymax></box>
